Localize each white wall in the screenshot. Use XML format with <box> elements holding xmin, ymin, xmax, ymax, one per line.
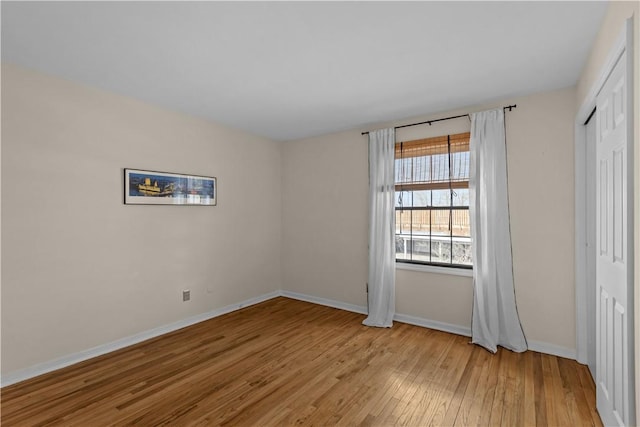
<box><xmin>1</xmin><ymin>64</ymin><xmax>282</xmax><ymax>374</ymax></box>
<box><xmin>575</xmin><ymin>1</ymin><xmax>640</xmax><ymax>421</ymax></box>
<box><xmin>282</xmin><ymin>87</ymin><xmax>577</xmax><ymax>353</ymax></box>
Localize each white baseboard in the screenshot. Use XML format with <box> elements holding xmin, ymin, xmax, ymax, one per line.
<box><xmin>281</xmin><ymin>290</ymin><xmax>576</xmax><ymax>360</ymax></box>
<box><xmin>281</xmin><ymin>290</ymin><xmax>472</xmax><ymax>336</ymax></box>
<box><xmin>0</xmin><ymin>290</ymin><xmax>281</xmax><ymax>388</ymax></box>
<box><xmin>527</xmin><ymin>340</ymin><xmax>576</xmax><ymax>360</ymax></box>
<box><xmin>2</xmin><ymin>289</ymin><xmax>577</xmax><ymax>387</ymax></box>
<box><xmin>281</xmin><ymin>290</ymin><xmax>368</xmax><ymax>315</ymax></box>
<box><xmin>393</xmin><ymin>312</ymin><xmax>472</xmax><ymax>337</ymax></box>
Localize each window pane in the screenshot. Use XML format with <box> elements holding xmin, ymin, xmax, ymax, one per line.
<box><xmin>430</xmin><ymin>237</ymin><xmax>451</xmax><ymax>264</ymax></box>
<box><xmin>452</xmin><ymin>208</ymin><xmax>471</xmax><ymax>266</ymax></box>
<box><xmin>452</xmin><ymin>240</ymin><xmax>472</xmax><ymax>266</ymax></box>
<box><xmin>450</xmin><ymin>151</ymin><xmax>470</xmax><ymax>181</ymax></box>
<box><xmin>412</xmin><ymin>155</ymin><xmax>431</xmax><ymax>183</ymax></box>
<box><xmin>431</xmin><ymin>189</ymin><xmax>451</xmax><ymax>207</ymax></box>
<box><xmin>411</xmin><ymin>190</ymin><xmax>431</xmax><ymax>207</ymax></box>
<box><xmin>410</xmin><ymin>236</ymin><xmax>431</xmax><ymax>263</ymax></box>
<box><xmin>395</xmin><ymin>158</ymin><xmax>413</xmax><ymax>184</ymax></box>
<box><xmin>409</xmin><ymin>209</ymin><xmax>430</xmax><ymax>263</ymax></box>
<box><xmin>411</xmin><ymin>209</ymin><xmax>430</xmax><ymax>235</ymax></box>
<box><xmin>429</xmin><ymin>153</ymin><xmax>449</xmax><ymax>184</ymax></box>
<box><xmin>395</xmin><ymin>191</ymin><xmax>412</xmax><ymax>208</ymax></box>
<box><xmin>430</xmin><ymin>209</ymin><xmax>450</xmax><ymax>236</ymax></box>
<box><xmin>395</xmin><ymin>209</ymin><xmax>411</xmax><ymax>235</ymax></box>
<box><xmin>452</xmin><ymin>209</ymin><xmax>470</xmax><ymax>237</ymax></box>
<box><xmin>452</xmin><ymin>189</ymin><xmax>469</xmax><ymax>206</ymax></box>
<box><xmin>395</xmin><ymin>234</ymin><xmax>410</xmax><ymax>261</ymax></box>
<box><xmin>430</xmin><ymin>210</ymin><xmax>451</xmax><ymax>263</ymax></box>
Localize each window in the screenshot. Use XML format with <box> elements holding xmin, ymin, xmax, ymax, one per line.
<box><xmin>395</xmin><ymin>132</ymin><xmax>472</xmax><ymax>268</ymax></box>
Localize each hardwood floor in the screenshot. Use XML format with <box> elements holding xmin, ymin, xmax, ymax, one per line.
<box><xmin>1</xmin><ymin>297</ymin><xmax>601</xmax><ymax>426</ymax></box>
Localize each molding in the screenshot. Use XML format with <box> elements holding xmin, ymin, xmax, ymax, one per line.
<box><xmin>396</xmin><ymin>262</ymin><xmax>473</xmax><ymax>277</ymax></box>
<box><xmin>282</xmin><ymin>290</ymin><xmax>471</xmax><ymax>336</ymax></box>
<box><xmin>575</xmin><ymin>19</ymin><xmax>634</xmax><ymax>369</ymax></box>
<box><xmin>0</xmin><ymin>290</ymin><xmax>281</xmax><ymax>388</ymax></box>
<box><xmin>574</xmin><ymin>22</ymin><xmax>627</xmax><ymax>365</ymax></box>
<box><xmin>575</xmin><ymin>118</ymin><xmax>588</xmax><ymax>365</ymax></box>
<box><xmin>280</xmin><ymin>290</ymin><xmax>368</xmax><ymax>315</ymax></box>
<box><xmin>283</xmin><ymin>290</ymin><xmax>577</xmax><ymax>360</ymax></box>
<box><xmin>393</xmin><ymin>312</ymin><xmax>471</xmax><ymax>337</ymax></box>
<box><xmin>528</xmin><ymin>340</ymin><xmax>576</xmax><ymax>361</ymax></box>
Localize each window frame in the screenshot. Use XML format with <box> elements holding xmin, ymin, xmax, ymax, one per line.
<box><xmin>394</xmin><ymin>132</ymin><xmax>473</xmax><ymax>271</ymax></box>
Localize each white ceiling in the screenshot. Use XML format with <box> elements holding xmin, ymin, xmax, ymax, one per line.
<box><xmin>2</xmin><ymin>1</ymin><xmax>607</xmax><ymax>141</ymax></box>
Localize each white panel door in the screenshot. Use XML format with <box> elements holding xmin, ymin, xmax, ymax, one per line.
<box><xmin>595</xmin><ymin>50</ymin><xmax>633</xmax><ymax>427</ymax></box>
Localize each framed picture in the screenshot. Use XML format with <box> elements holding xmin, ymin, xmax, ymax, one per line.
<box><xmin>124</xmin><ymin>168</ymin><xmax>216</xmax><ymax>206</ymax></box>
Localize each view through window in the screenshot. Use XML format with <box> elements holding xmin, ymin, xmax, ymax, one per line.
<box><xmin>395</xmin><ymin>132</ymin><xmax>472</xmax><ymax>268</ymax></box>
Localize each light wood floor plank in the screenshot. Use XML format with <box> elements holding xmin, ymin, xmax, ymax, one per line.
<box><xmin>1</xmin><ymin>297</ymin><xmax>602</xmax><ymax>426</ymax></box>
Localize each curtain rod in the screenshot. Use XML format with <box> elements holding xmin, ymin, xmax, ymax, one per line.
<box><xmin>361</xmin><ymin>104</ymin><xmax>517</xmax><ymax>136</ymax></box>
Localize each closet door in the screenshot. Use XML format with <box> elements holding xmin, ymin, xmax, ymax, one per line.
<box><xmin>595</xmin><ymin>49</ymin><xmax>634</xmax><ymax>427</ymax></box>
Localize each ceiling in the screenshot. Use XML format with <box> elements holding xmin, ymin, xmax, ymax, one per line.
<box><xmin>2</xmin><ymin>1</ymin><xmax>607</xmax><ymax>141</ymax></box>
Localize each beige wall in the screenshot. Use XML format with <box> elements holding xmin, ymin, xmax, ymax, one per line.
<box><xmin>281</xmin><ymin>131</ymin><xmax>369</xmax><ymax>305</ymax></box>
<box><xmin>576</xmin><ymin>1</ymin><xmax>639</xmax><ymax>421</ymax></box>
<box><xmin>282</xmin><ymin>87</ymin><xmax>577</xmax><ymax>351</ymax></box>
<box><xmin>1</xmin><ymin>64</ymin><xmax>282</xmax><ymax>374</ymax></box>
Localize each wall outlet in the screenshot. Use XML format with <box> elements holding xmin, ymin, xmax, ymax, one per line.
<box><xmin>182</xmin><ymin>290</ymin><xmax>190</xmax><ymax>302</ymax></box>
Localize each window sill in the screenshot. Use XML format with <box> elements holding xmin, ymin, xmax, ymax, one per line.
<box><xmin>395</xmin><ymin>262</ymin><xmax>473</xmax><ymax>277</ymax></box>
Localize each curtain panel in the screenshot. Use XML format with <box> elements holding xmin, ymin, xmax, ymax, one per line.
<box><xmin>469</xmin><ymin>109</ymin><xmax>527</xmax><ymax>353</ymax></box>
<box><xmin>363</xmin><ymin>128</ymin><xmax>396</xmax><ymax>328</ymax></box>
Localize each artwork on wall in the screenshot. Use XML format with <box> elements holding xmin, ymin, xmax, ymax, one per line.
<box><xmin>124</xmin><ymin>168</ymin><xmax>216</xmax><ymax>206</ymax></box>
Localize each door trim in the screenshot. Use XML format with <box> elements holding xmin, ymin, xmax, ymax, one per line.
<box><xmin>575</xmin><ymin>20</ymin><xmax>628</xmax><ymax>365</ymax></box>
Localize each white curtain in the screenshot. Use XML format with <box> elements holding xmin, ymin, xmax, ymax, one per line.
<box><xmin>469</xmin><ymin>109</ymin><xmax>527</xmax><ymax>353</ymax></box>
<box><xmin>363</xmin><ymin>128</ymin><xmax>396</xmax><ymax>328</ymax></box>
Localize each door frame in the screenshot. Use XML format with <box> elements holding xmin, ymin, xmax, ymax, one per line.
<box><xmin>575</xmin><ymin>16</ymin><xmax>635</xmax><ymax>421</ymax></box>
<box><xmin>576</xmin><ymin>18</ymin><xmax>628</xmax><ymax>365</ymax></box>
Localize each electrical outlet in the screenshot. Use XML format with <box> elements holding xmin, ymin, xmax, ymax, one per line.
<box><xmin>182</xmin><ymin>290</ymin><xmax>190</xmax><ymax>302</ymax></box>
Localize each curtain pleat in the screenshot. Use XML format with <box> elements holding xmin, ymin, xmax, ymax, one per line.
<box><xmin>469</xmin><ymin>109</ymin><xmax>527</xmax><ymax>353</ymax></box>
<box><xmin>363</xmin><ymin>128</ymin><xmax>396</xmax><ymax>328</ymax></box>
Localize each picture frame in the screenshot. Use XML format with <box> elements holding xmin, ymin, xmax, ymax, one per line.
<box><xmin>124</xmin><ymin>168</ymin><xmax>216</xmax><ymax>206</ymax></box>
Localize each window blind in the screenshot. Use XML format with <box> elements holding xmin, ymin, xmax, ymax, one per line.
<box><xmin>395</xmin><ymin>132</ymin><xmax>470</xmax><ymax>192</ymax></box>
